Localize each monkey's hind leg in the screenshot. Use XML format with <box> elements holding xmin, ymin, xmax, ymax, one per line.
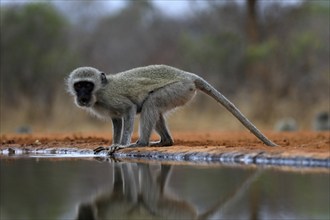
<box><xmin>137</xmin><ymin>81</ymin><xmax>196</xmax><ymax>147</ymax></box>
<box><xmin>150</xmin><ymin>114</ymin><xmax>173</xmax><ymax>147</ymax></box>
<box><xmin>135</xmin><ymin>92</ymin><xmax>172</xmax><ymax>147</ymax></box>
<box><xmin>134</xmin><ymin>100</ymin><xmax>159</xmax><ymax>147</ymax></box>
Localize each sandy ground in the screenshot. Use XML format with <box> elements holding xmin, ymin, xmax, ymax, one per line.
<box><xmin>0</xmin><ymin>131</ymin><xmax>329</xmax><ymax>160</ymax></box>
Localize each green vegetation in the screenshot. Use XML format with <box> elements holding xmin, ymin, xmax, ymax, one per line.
<box><xmin>1</xmin><ymin>4</ymin><xmax>76</xmax><ymax>118</ymax></box>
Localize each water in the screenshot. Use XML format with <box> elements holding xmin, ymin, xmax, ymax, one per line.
<box><xmin>0</xmin><ymin>157</ymin><xmax>329</xmax><ymax>220</ymax></box>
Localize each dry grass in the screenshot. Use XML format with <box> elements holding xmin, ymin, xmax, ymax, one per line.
<box><xmin>0</xmin><ymin>91</ymin><xmax>328</xmax><ymax>134</ymax></box>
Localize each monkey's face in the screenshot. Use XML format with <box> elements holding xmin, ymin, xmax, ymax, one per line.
<box><xmin>74</xmin><ymin>81</ymin><xmax>95</xmax><ymax>107</ymax></box>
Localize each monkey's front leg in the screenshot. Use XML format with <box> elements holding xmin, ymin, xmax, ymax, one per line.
<box><xmin>112</xmin><ymin>117</ymin><xmax>123</xmax><ymax>144</ymax></box>
<box><xmin>94</xmin><ymin>117</ymin><xmax>123</xmax><ymax>154</ymax></box>
<box><xmin>107</xmin><ymin>107</ymin><xmax>136</xmax><ymax>155</ymax></box>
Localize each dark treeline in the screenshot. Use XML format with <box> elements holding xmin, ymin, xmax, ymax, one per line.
<box><xmin>0</xmin><ymin>0</ymin><xmax>329</xmax><ymax>131</ymax></box>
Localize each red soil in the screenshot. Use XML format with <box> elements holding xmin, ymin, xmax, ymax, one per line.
<box><xmin>1</xmin><ymin>131</ymin><xmax>329</xmax><ymax>159</ymax></box>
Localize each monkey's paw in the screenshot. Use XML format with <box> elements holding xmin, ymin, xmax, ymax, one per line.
<box><xmin>107</xmin><ymin>144</ymin><xmax>125</xmax><ymax>155</ymax></box>
<box><xmin>93</xmin><ymin>146</ymin><xmax>109</xmax><ymax>154</ymax></box>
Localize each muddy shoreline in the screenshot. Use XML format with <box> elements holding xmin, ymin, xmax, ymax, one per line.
<box><xmin>1</xmin><ymin>131</ymin><xmax>329</xmax><ymax>167</ymax></box>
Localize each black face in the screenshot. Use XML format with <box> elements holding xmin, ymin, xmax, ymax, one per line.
<box><xmin>74</xmin><ymin>81</ymin><xmax>94</xmax><ymax>106</ymax></box>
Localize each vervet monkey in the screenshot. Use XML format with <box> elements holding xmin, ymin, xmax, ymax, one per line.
<box><xmin>67</xmin><ymin>65</ymin><xmax>277</xmax><ymax>154</ymax></box>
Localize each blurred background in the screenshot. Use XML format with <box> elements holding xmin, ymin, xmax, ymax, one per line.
<box><xmin>0</xmin><ymin>0</ymin><xmax>329</xmax><ymax>134</ymax></box>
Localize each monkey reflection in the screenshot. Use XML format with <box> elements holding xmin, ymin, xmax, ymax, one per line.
<box><xmin>76</xmin><ymin>163</ymin><xmax>195</xmax><ymax>220</ymax></box>
<box><xmin>76</xmin><ymin>163</ymin><xmax>262</xmax><ymax>220</ymax></box>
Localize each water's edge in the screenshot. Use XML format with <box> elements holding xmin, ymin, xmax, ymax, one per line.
<box><xmin>1</xmin><ymin>147</ymin><xmax>329</xmax><ymax>168</ymax></box>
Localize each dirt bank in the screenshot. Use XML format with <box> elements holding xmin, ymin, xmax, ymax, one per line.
<box><xmin>1</xmin><ymin>131</ymin><xmax>329</xmax><ymax>161</ymax></box>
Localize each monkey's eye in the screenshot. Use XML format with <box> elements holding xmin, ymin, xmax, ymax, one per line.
<box><xmin>74</xmin><ymin>81</ymin><xmax>94</xmax><ymax>91</ymax></box>
<box><xmin>85</xmin><ymin>83</ymin><xmax>93</xmax><ymax>89</ymax></box>
<box><xmin>74</xmin><ymin>83</ymin><xmax>81</xmax><ymax>90</ymax></box>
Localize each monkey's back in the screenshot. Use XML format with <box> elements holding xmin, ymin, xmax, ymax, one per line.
<box><xmin>116</xmin><ymin>64</ymin><xmax>188</xmax><ymax>80</ymax></box>
<box><xmin>106</xmin><ymin>65</ymin><xmax>193</xmax><ymax>104</ymax></box>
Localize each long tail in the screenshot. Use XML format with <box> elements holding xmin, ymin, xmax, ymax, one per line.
<box><xmin>195</xmin><ymin>77</ymin><xmax>277</xmax><ymax>147</ymax></box>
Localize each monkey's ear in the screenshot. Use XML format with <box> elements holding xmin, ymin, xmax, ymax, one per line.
<box><xmin>100</xmin><ymin>72</ymin><xmax>108</xmax><ymax>85</ymax></box>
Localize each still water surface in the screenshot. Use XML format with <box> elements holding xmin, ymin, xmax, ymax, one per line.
<box><xmin>0</xmin><ymin>157</ymin><xmax>329</xmax><ymax>220</ymax></box>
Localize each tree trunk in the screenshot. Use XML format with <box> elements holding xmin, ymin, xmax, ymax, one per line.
<box><xmin>246</xmin><ymin>0</ymin><xmax>260</xmax><ymax>44</ymax></box>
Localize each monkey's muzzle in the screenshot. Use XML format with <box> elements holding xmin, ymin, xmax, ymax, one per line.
<box><xmin>77</xmin><ymin>97</ymin><xmax>92</xmax><ymax>107</ymax></box>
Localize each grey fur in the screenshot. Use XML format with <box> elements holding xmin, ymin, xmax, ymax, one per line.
<box><xmin>67</xmin><ymin>65</ymin><xmax>277</xmax><ymax>153</ymax></box>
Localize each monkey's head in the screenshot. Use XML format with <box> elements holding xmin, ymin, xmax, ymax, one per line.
<box><xmin>67</xmin><ymin>67</ymin><xmax>108</xmax><ymax>108</ymax></box>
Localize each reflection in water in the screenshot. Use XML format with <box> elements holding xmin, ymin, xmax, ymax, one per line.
<box><xmin>76</xmin><ymin>163</ymin><xmax>261</xmax><ymax>220</ymax></box>
<box><xmin>0</xmin><ymin>158</ymin><xmax>329</xmax><ymax>220</ymax></box>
